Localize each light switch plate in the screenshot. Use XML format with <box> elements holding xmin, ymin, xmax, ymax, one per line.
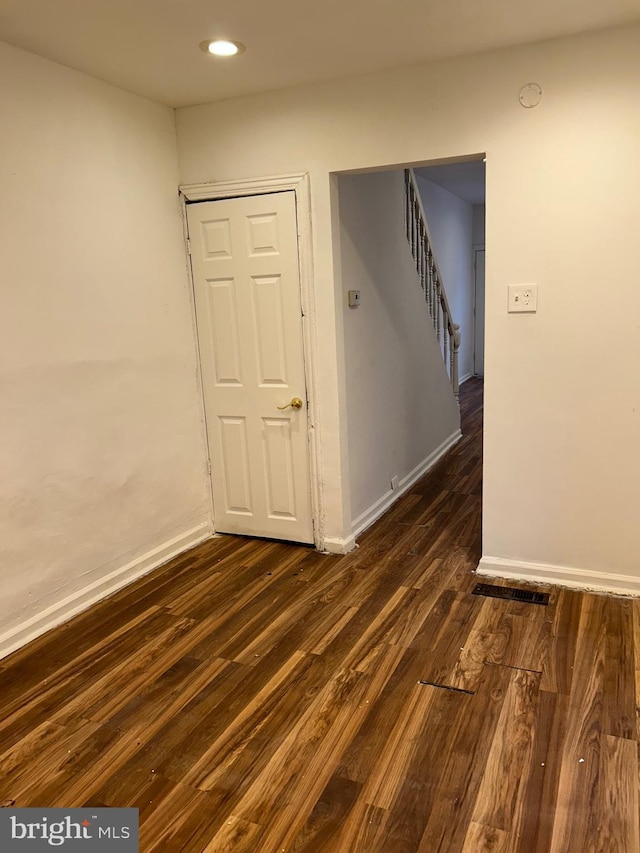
<box><xmin>508</xmin><ymin>284</ymin><xmax>538</xmax><ymax>313</ymax></box>
<box><xmin>348</xmin><ymin>290</ymin><xmax>361</xmax><ymax>308</ymax></box>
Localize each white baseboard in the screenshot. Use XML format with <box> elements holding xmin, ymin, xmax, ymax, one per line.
<box><xmin>351</xmin><ymin>429</ymin><xmax>462</xmax><ymax>541</ymax></box>
<box><xmin>321</xmin><ymin>534</ymin><xmax>357</xmax><ymax>555</ymax></box>
<box><xmin>459</xmin><ymin>372</ymin><xmax>474</xmax><ymax>385</ymax></box>
<box><xmin>477</xmin><ymin>555</ymin><xmax>640</xmax><ymax>598</ymax></box>
<box><xmin>0</xmin><ymin>522</ymin><xmax>213</xmax><ymax>662</ymax></box>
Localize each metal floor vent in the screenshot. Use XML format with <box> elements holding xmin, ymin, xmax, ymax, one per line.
<box><xmin>472</xmin><ymin>583</ymin><xmax>550</xmax><ymax>606</ymax></box>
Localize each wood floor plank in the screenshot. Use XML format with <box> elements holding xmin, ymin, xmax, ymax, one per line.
<box><xmin>461</xmin><ymin>821</ymin><xmax>510</xmax><ymax>852</ymax></box>
<box><xmin>2</xmin><ymin>718</ymin><xmax>101</xmax><ymax>804</ymax></box>
<box><xmin>633</xmin><ymin>600</ymin><xmax>640</xmax><ymax>743</ymax></box>
<box><xmin>204</xmin><ymin>645</ymin><xmax>404</xmax><ymax>851</ymax></box>
<box><xmin>20</xmin><ymin>656</ymin><xmax>241</xmax><ymax>807</ymax></box>
<box><xmin>485</xmin><ymin>608</ymin><xmax>551</xmax><ymax>673</ymax></box>
<box><xmin>54</xmin><ymin>615</ymin><xmax>198</xmax><ymax>725</ymax></box>
<box><xmin>359</xmin><ymin>682</ymin><xmax>443</xmax><ymax>811</ymax></box>
<box><xmin>286</xmin><ymin>774</ymin><xmax>363</xmax><ymax>851</ymax></box>
<box><xmin>295</xmin><ymin>799</ymin><xmax>389</xmax><ymax>853</ymax></box>
<box><xmin>137</xmin><ymin>782</ymin><xmax>215</xmax><ymax>853</ymax></box>
<box><xmin>2</xmin><ymin>378</ymin><xmax>638</xmax><ymax>853</ymax></box>
<box><xmin>514</xmin><ymin>688</ymin><xmax>568</xmax><ymax>853</ymax></box>
<box><xmin>168</xmin><ymin>650</ymin><xmax>311</xmax><ymax>790</ymax></box>
<box><xmin>337</xmin><ymin>686</ymin><xmax>472</xmax><ymax>853</ymax></box>
<box><xmin>0</xmin><ymin>605</ymin><xmax>173</xmax><ymax>750</ymax></box>
<box><xmin>409</xmin><ymin>589</ymin><xmax>484</xmax><ymax>689</ymax></box>
<box><xmin>306</xmin><ymin>606</ymin><xmax>360</xmax><ymax>655</ymax></box>
<box><xmin>468</xmin><ymin>669</ymin><xmax>541</xmax><ymax>834</ymax></box>
<box><xmin>415</xmin><ymin>664</ymin><xmax>514</xmax><ymax>852</ymax></box>
<box><xmin>548</xmin><ymin>594</ymin><xmax>607</xmax><ymax>853</ymax></box>
<box><xmin>597</xmin><ymin>734</ymin><xmax>640</xmax><ymax>853</ymax></box>
<box><xmin>331</xmin><ymin>647</ymin><xmax>431</xmax><ymax>787</ymax></box>
<box><xmin>200</xmin><ymin>814</ymin><xmax>263</xmax><ymax>853</ymax></box>
<box><xmin>540</xmin><ymin>588</ymin><xmax>583</xmax><ymax>695</ymax></box>
<box><xmin>603</xmin><ymin>598</ymin><xmax>636</xmax><ymax>739</ymax></box>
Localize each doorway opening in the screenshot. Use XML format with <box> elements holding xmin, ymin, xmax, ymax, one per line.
<box><xmin>333</xmin><ymin>156</ymin><xmax>485</xmax><ymax>549</ymax></box>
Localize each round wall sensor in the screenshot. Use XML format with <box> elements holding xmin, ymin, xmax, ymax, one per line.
<box><xmin>519</xmin><ymin>83</ymin><xmax>542</xmax><ymax>108</ymax></box>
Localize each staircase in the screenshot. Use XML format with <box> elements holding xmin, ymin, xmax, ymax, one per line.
<box><xmin>404</xmin><ymin>169</ymin><xmax>460</xmax><ymax>399</ymax></box>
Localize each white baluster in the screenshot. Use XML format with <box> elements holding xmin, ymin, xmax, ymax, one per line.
<box><xmin>429</xmin><ymin>254</ymin><xmax>435</xmax><ymax>319</ymax></box>
<box><xmin>412</xmin><ymin>198</ymin><xmax>418</xmax><ymax>259</ymax></box>
<box><xmin>444</xmin><ymin>323</ymin><xmax>449</xmax><ymax>369</ymax></box>
<box><xmin>409</xmin><ymin>191</ymin><xmax>414</xmax><ymax>256</ymax></box>
<box><xmin>405</xmin><ymin>171</ymin><xmax>411</xmax><ymax>241</ymax></box>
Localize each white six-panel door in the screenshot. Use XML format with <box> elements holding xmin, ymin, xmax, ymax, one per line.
<box><xmin>187</xmin><ymin>192</ymin><xmax>314</xmax><ymax>543</ymax></box>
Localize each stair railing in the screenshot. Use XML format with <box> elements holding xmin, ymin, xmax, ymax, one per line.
<box><xmin>404</xmin><ymin>169</ymin><xmax>460</xmax><ymax>399</ymax></box>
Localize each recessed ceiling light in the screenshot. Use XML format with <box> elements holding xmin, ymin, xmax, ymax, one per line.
<box><xmin>199</xmin><ymin>39</ymin><xmax>245</xmax><ymax>57</ymax></box>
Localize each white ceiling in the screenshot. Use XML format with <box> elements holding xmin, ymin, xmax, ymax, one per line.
<box><xmin>415</xmin><ymin>162</ymin><xmax>486</xmax><ymax>205</ymax></box>
<box><xmin>1</xmin><ymin>0</ymin><xmax>639</xmax><ymax>107</ymax></box>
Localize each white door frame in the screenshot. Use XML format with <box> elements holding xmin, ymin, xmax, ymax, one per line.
<box><xmin>180</xmin><ymin>173</ymin><xmax>324</xmax><ymax>550</ymax></box>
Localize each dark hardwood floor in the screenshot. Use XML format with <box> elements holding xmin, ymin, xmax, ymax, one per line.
<box><xmin>1</xmin><ymin>377</ymin><xmax>638</xmax><ymax>851</ymax></box>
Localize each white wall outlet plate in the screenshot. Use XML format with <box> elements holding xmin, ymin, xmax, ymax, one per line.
<box><xmin>348</xmin><ymin>289</ymin><xmax>361</xmax><ymax>307</ymax></box>
<box><xmin>508</xmin><ymin>283</ymin><xmax>538</xmax><ymax>313</ymax></box>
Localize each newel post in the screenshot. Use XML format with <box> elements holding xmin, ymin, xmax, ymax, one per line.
<box><xmin>451</xmin><ymin>324</ymin><xmax>461</xmax><ymax>400</ymax></box>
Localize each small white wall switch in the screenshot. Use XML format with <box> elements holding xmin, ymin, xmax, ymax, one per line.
<box><xmin>508</xmin><ymin>283</ymin><xmax>538</xmax><ymax>313</ymax></box>
<box><xmin>348</xmin><ymin>290</ymin><xmax>361</xmax><ymax>308</ymax></box>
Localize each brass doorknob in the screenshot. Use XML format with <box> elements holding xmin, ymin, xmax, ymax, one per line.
<box><xmin>277</xmin><ymin>397</ymin><xmax>303</xmax><ymax>410</ymax></box>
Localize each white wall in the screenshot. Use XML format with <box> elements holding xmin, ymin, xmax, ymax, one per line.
<box><xmin>415</xmin><ymin>175</ymin><xmax>474</xmax><ymax>382</ymax></box>
<box><xmin>176</xmin><ymin>23</ymin><xmax>640</xmax><ymax>590</ymax></box>
<box><xmin>0</xmin><ymin>42</ymin><xmax>210</xmax><ymax>656</ymax></box>
<box><xmin>338</xmin><ymin>171</ymin><xmax>460</xmax><ymax>529</ymax></box>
